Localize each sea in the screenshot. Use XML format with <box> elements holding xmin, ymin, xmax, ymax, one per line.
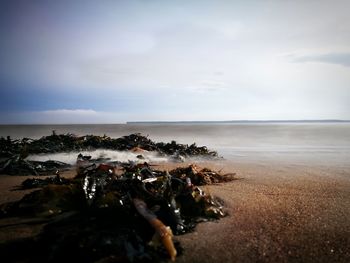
<box><xmin>0</xmin><ymin>122</ymin><xmax>349</xmax><ymax>166</ymax></box>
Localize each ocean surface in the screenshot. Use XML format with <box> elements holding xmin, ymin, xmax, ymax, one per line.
<box><xmin>1</xmin><ymin>123</ymin><xmax>349</xmax><ymax>166</ymax></box>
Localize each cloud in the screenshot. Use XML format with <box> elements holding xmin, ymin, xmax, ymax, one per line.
<box><xmin>1</xmin><ymin>1</ymin><xmax>350</xmax><ymax>122</ymax></box>
<box><xmin>293</xmin><ymin>53</ymin><xmax>350</xmax><ymax>67</ymax></box>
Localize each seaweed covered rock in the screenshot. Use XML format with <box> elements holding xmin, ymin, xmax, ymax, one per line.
<box><xmin>0</xmin><ymin>133</ymin><xmax>221</xmax><ymax>176</ymax></box>
<box><xmin>113</xmin><ymin>133</ymin><xmax>159</xmax><ymax>151</ymax></box>
<box><xmin>0</xmin><ymin>157</ymin><xmax>231</xmax><ymax>262</ymax></box>
<box><xmin>156</xmin><ymin>141</ymin><xmax>218</xmax><ymax>159</ymax></box>
<box><xmin>29</xmin><ymin>132</ymin><xmax>80</xmax><ymax>153</ymax></box>
<box><xmin>0</xmin><ymin>133</ymin><xmax>219</xmax><ymax>160</ymax></box>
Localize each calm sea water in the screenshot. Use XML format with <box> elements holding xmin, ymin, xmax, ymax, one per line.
<box><xmin>0</xmin><ymin>123</ymin><xmax>349</xmax><ymax>165</ymax></box>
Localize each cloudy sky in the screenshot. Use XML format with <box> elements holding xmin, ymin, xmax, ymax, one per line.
<box><xmin>1</xmin><ymin>0</ymin><xmax>349</xmax><ymax>124</ymax></box>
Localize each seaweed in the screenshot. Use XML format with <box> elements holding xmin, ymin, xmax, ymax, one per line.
<box><xmin>0</xmin><ymin>155</ymin><xmax>232</xmax><ymax>262</ymax></box>
<box><xmin>0</xmin><ymin>133</ymin><xmax>219</xmax><ymax>160</ymax></box>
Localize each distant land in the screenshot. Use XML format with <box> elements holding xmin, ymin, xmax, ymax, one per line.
<box><xmin>0</xmin><ymin>120</ymin><xmax>349</xmax><ymax>126</ymax></box>
<box><xmin>127</xmin><ymin>120</ymin><xmax>350</xmax><ymax>124</ymax></box>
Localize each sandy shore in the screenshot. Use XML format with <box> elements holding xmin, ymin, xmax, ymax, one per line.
<box><xmin>176</xmin><ymin>160</ymin><xmax>350</xmax><ymax>263</ymax></box>
<box><xmin>1</xmin><ymin>160</ymin><xmax>350</xmax><ymax>262</ymax></box>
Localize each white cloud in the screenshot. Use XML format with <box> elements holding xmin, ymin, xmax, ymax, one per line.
<box><xmin>2</xmin><ymin>0</ymin><xmax>350</xmax><ymax>121</ymax></box>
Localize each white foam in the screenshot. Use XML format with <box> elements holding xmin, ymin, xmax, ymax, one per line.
<box><xmin>27</xmin><ymin>149</ymin><xmax>169</xmax><ymax>165</ymax></box>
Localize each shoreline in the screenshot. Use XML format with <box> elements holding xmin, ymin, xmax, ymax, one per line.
<box><xmin>0</xmin><ymin>160</ymin><xmax>349</xmax><ymax>262</ymax></box>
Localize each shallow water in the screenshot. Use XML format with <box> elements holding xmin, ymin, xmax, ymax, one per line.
<box><xmin>1</xmin><ymin>123</ymin><xmax>349</xmax><ymax>165</ymax></box>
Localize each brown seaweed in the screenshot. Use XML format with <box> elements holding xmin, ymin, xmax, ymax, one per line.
<box><xmin>0</xmin><ymin>155</ymin><xmax>231</xmax><ymax>262</ymax></box>
<box><xmin>169</xmin><ymin>164</ymin><xmax>236</xmax><ymax>185</ymax></box>
<box><xmin>0</xmin><ymin>133</ymin><xmax>219</xmax><ymax>160</ymax></box>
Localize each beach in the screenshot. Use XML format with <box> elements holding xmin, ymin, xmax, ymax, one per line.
<box><xmin>3</xmin><ymin>0</ymin><xmax>350</xmax><ymax>261</ymax></box>
<box><xmin>176</xmin><ymin>160</ymin><xmax>350</xmax><ymax>263</ymax></box>
<box><xmin>1</xmin><ymin>123</ymin><xmax>350</xmax><ymax>262</ymax></box>
<box><xmin>1</xmin><ymin>158</ymin><xmax>349</xmax><ymax>262</ymax></box>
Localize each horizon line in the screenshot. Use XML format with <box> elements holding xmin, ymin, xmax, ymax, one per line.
<box><xmin>1</xmin><ymin>119</ymin><xmax>350</xmax><ymax>125</ymax></box>
<box><xmin>127</xmin><ymin>119</ymin><xmax>350</xmax><ymax>124</ymax></box>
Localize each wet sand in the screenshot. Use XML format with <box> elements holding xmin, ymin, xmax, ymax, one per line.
<box><xmin>1</xmin><ymin>160</ymin><xmax>350</xmax><ymax>262</ymax></box>
<box><xmin>176</xmin><ymin>160</ymin><xmax>350</xmax><ymax>263</ymax></box>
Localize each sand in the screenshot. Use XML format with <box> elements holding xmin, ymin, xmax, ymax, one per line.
<box><xmin>176</xmin><ymin>160</ymin><xmax>350</xmax><ymax>263</ymax></box>
<box><xmin>1</xmin><ymin>160</ymin><xmax>350</xmax><ymax>262</ymax></box>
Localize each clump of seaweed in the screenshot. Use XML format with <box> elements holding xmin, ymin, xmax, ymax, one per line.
<box><xmin>169</xmin><ymin>164</ymin><xmax>236</xmax><ymax>185</ymax></box>
<box><xmin>0</xmin><ymin>132</ymin><xmax>219</xmax><ymax>159</ymax></box>
<box><xmin>0</xmin><ymin>154</ymin><xmax>233</xmax><ymax>262</ymax></box>
<box><xmin>0</xmin><ymin>155</ymin><xmax>71</xmax><ymax>176</ymax></box>
<box><xmin>0</xmin><ymin>133</ymin><xmax>220</xmax><ymax>176</ymax></box>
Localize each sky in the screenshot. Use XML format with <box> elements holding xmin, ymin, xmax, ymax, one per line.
<box><xmin>0</xmin><ymin>0</ymin><xmax>350</xmax><ymax>124</ymax></box>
